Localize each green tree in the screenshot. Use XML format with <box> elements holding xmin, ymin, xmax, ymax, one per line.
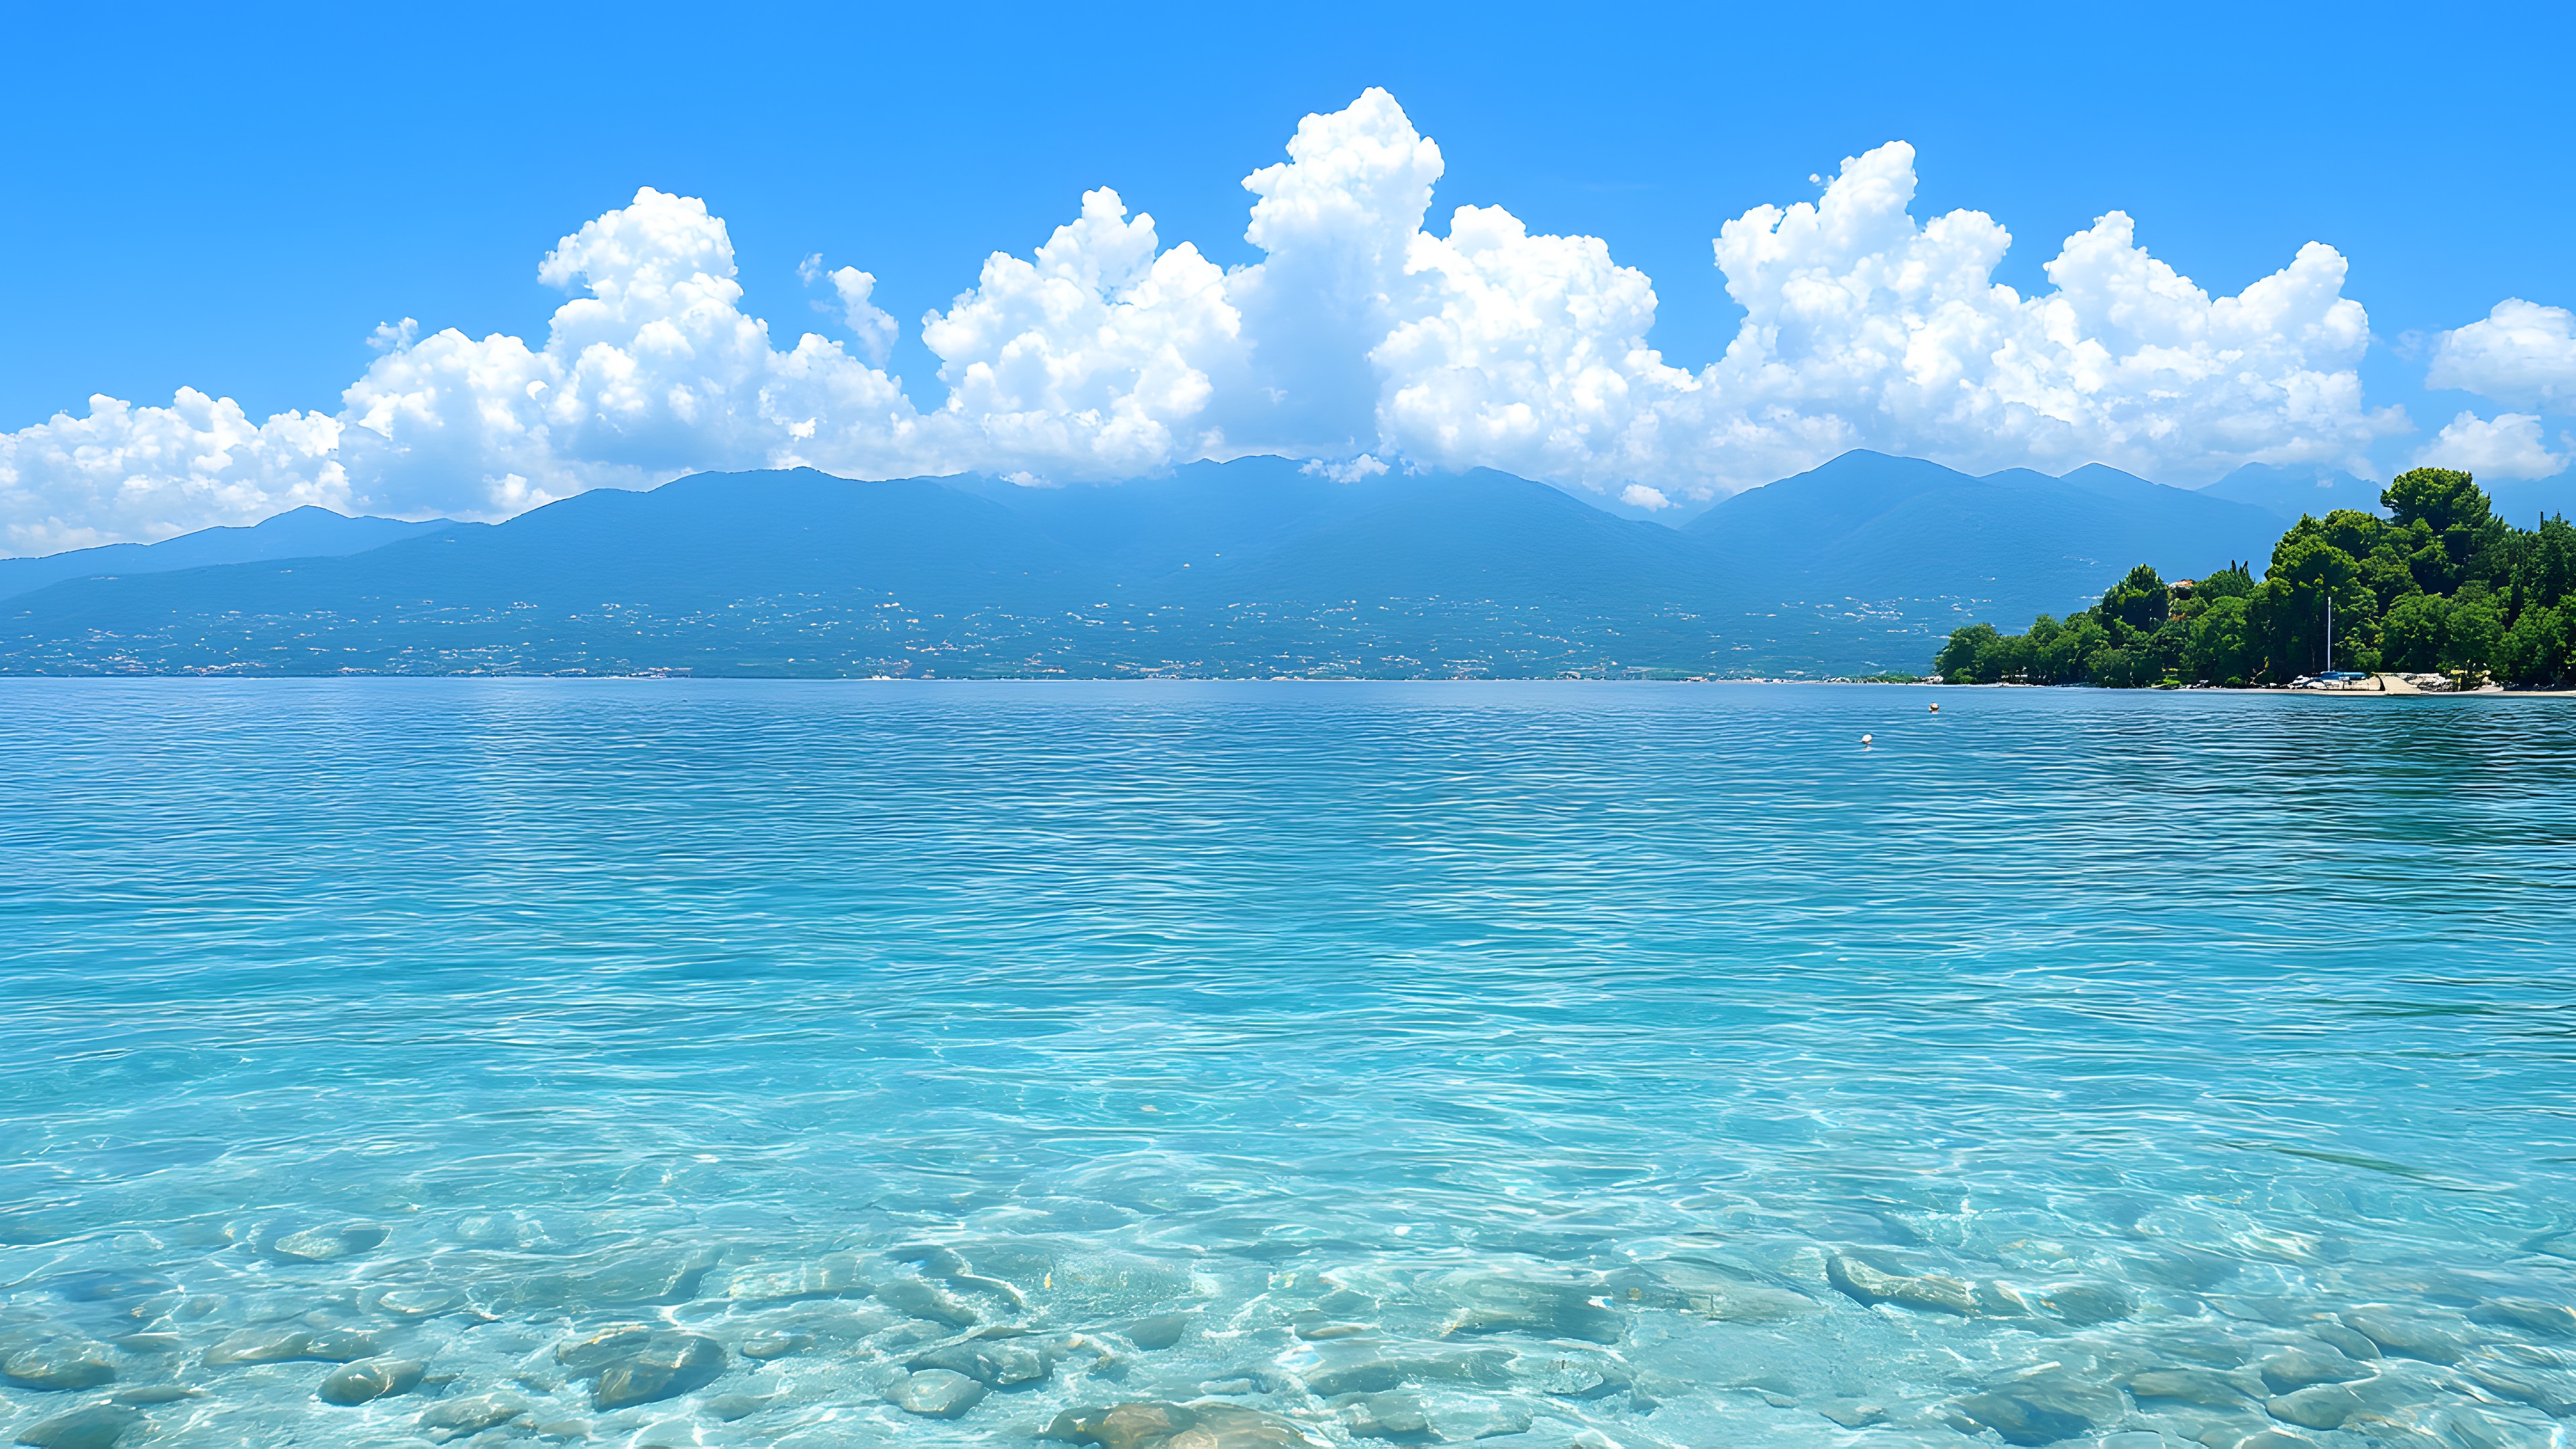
<box><xmin>2043</xmin><ymin>614</ymin><xmax>2108</xmax><ymax>683</ymax></box>
<box><xmin>2379</xmin><ymin>592</ymin><xmax>2448</xmax><ymax>672</ymax></box>
<box><xmin>2184</xmin><ymin>594</ymin><xmax>2261</xmax><ymax>686</ymax></box>
<box><xmin>2383</xmin><ymin>466</ymin><xmax>2506</xmax><ymax>590</ymax></box>
<box><xmin>2098</xmin><ymin>564</ymin><xmax>2170</xmax><ymax>634</ymax></box>
<box><xmin>2190</xmin><ymin>562</ymin><xmax>2257</xmax><ymax>601</ymax></box>
<box><xmin>2383</xmin><ymin>467</ymin><xmax>2489</xmax><ymax>535</ymax></box>
<box><xmin>2255</xmin><ymin>533</ymin><xmax>2372</xmax><ymax>677</ymax></box>
<box><xmin>2502</xmin><ymin>515</ymin><xmax>2576</xmax><ymax>616</ymax></box>
<box><xmin>2443</xmin><ymin>586</ymin><xmax>2504</xmax><ymax>677</ymax></box>
<box><xmin>2090</xmin><ymin>647</ymin><xmax>2149</xmax><ymax>688</ymax></box>
<box><xmin>1935</xmin><ymin>623</ymin><xmax>2002</xmax><ymax>683</ymax></box>
<box><xmin>1930</xmin><ymin>483</ymin><xmax>2572</xmax><ymax>687</ymax></box>
<box><xmin>2496</xmin><ymin>605</ymin><xmax>2571</xmax><ymax>688</ymax></box>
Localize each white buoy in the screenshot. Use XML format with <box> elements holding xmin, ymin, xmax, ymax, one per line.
<box><xmin>1861</xmin><ymin>733</ymin><xmax>1874</xmax><ymax>747</ymax></box>
<box><xmin>1929</xmin><ymin>703</ymin><xmax>1939</xmax><ymax>713</ymax></box>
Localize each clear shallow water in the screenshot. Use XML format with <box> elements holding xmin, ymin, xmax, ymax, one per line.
<box><xmin>3</xmin><ymin>681</ymin><xmax>2575</xmax><ymax>1449</ymax></box>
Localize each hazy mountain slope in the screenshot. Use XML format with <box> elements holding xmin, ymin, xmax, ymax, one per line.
<box><xmin>2198</xmin><ymin>462</ymin><xmax>2382</xmax><ymax>521</ymax></box>
<box><xmin>2197</xmin><ymin>462</ymin><xmax>2574</xmax><ymax>533</ymax></box>
<box><xmin>1200</xmin><ymin>470</ymin><xmax>1708</xmax><ymax>602</ymax></box>
<box><xmin>958</xmin><ymin>455</ymin><xmax>1385</xmax><ymax>574</ymax></box>
<box><xmin>0</xmin><ymin>451</ymin><xmax>2326</xmax><ymax>678</ymax></box>
<box><xmin>1690</xmin><ymin>451</ymin><xmax>2286</xmax><ymax>631</ymax></box>
<box><xmin>0</xmin><ymin>471</ymin><xmax>1104</xmax><ymax>674</ymax></box>
<box><xmin>0</xmin><ymin>506</ymin><xmax>450</xmax><ymax>600</ymax></box>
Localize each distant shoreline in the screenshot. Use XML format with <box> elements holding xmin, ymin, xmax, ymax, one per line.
<box><xmin>3</xmin><ymin>671</ymin><xmax>2573</xmax><ymax>694</ymax></box>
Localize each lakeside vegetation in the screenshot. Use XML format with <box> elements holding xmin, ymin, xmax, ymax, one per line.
<box><xmin>1933</xmin><ymin>468</ymin><xmax>2576</xmax><ymax>688</ymax></box>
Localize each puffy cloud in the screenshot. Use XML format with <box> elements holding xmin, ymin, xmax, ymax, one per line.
<box><xmin>2428</xmin><ymin>299</ymin><xmax>2576</xmax><ymax>411</ymax></box>
<box><xmin>339</xmin><ymin>187</ymin><xmax>922</xmax><ymax>515</ymax></box>
<box><xmin>0</xmin><ymin>391</ymin><xmax>346</xmax><ymax>555</ymax></box>
<box><xmin>1371</xmin><ymin>138</ymin><xmax>2392</xmax><ymax>495</ymax></box>
<box><xmin>0</xmin><ymin>90</ymin><xmax>2416</xmax><ymax>553</ymax></box>
<box><xmin>0</xmin><ymin>189</ymin><xmax>926</xmax><ymax>553</ymax></box>
<box><xmin>1377</xmin><ymin>204</ymin><xmax>1691</xmax><ymax>491</ymax></box>
<box><xmin>1299</xmin><ymin>454</ymin><xmax>1389</xmax><ymax>484</ymax></box>
<box><xmin>1226</xmin><ymin>88</ymin><xmax>1449</xmax><ymax>457</ymax></box>
<box><xmin>802</xmin><ymin>256</ymin><xmax>900</xmax><ymax>366</ymax></box>
<box><xmin>2414</xmin><ymin>411</ymin><xmax>2567</xmax><ymax>480</ymax></box>
<box><xmin>918</xmin><ymin>187</ymin><xmax>1243</xmax><ymax>480</ymax></box>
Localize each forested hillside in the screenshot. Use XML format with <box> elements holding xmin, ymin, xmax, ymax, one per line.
<box><xmin>1933</xmin><ymin>468</ymin><xmax>2576</xmax><ymax>688</ymax></box>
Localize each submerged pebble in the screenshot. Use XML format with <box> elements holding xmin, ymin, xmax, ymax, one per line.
<box><xmin>2126</xmin><ymin>1367</ymin><xmax>2261</xmax><ymax>1407</ymax></box>
<box><xmin>2461</xmin><ymin>1363</ymin><xmax>2576</xmax><ymax>1417</ymax></box>
<box><xmin>2339</xmin><ymin>1307</ymin><xmax>2469</xmax><ymax>1363</ymax></box>
<box><xmin>1336</xmin><ymin>1391</ymin><xmax>1429</xmax><ymax>1439</ymax></box>
<box><xmin>269</xmin><ymin>1224</ymin><xmax>388</xmax><ymax>1262</ymax></box>
<box><xmin>874</xmin><ymin>1277</ymin><xmax>983</xmax><ymax>1326</ymax></box>
<box><xmin>910</xmin><ymin>1334</ymin><xmax>1056</xmax><ymax>1387</ymax></box>
<box><xmin>1420</xmin><ymin>1393</ymin><xmax>1533</xmax><ymax>1440</ymax></box>
<box><xmin>1817</xmin><ymin>1401</ymin><xmax>1889</xmax><ymax>1428</ymax></box>
<box><xmin>2037</xmin><ymin>1281</ymin><xmax>2134</xmax><ymax>1325</ymax></box>
<box><xmin>888</xmin><ymin>1366</ymin><xmax>987</xmax><ymax>1417</ymax></box>
<box><xmin>554</xmin><ymin>1326</ymin><xmax>726</xmax><ymax>1410</ymax></box>
<box><xmin>373</xmin><ymin>1286</ymin><xmax>460</xmax><ymax>1318</ymax></box>
<box><xmin>1951</xmin><ymin>1375</ymin><xmax>2116</xmax><ymax>1447</ymax></box>
<box><xmin>0</xmin><ymin>1337</ymin><xmax>117</xmax><ymax>1391</ymax></box>
<box><xmin>105</xmin><ymin>1387</ymin><xmax>193</xmax><ymax>1407</ymax></box>
<box><xmin>11</xmin><ymin>1404</ymin><xmax>142</xmax><ymax>1449</ymax></box>
<box><xmin>2473</xmin><ymin>1299</ymin><xmax>2576</xmax><ymax>1340</ymax></box>
<box><xmin>1824</xmin><ymin>1254</ymin><xmax>1982</xmax><ymax>1316</ymax></box>
<box><xmin>739</xmin><ymin>1330</ymin><xmax>812</xmax><ymax>1360</ymax></box>
<box><xmin>201</xmin><ymin>1326</ymin><xmax>378</xmax><ymax>1366</ymax></box>
<box><xmin>1044</xmin><ymin>1401</ymin><xmax>1314</xmax><ymax>1449</ymax></box>
<box><xmin>2258</xmin><ymin>1345</ymin><xmax>2371</xmax><ymax>1392</ymax></box>
<box><xmin>416</xmin><ymin>1391</ymin><xmax>531</xmax><ymax>1440</ymax></box>
<box><xmin>1303</xmin><ymin>1347</ymin><xmax>1513</xmax><ymax>1398</ymax></box>
<box><xmin>1436</xmin><ymin>1272</ymin><xmax>1625</xmax><ymax>1344</ymax></box>
<box><xmin>2265</xmin><ymin>1383</ymin><xmax>2364</xmax><ymax>1430</ymax></box>
<box><xmin>725</xmin><ymin>1253</ymin><xmax>869</xmax><ymax>1303</ymax></box>
<box><xmin>1120</xmin><ymin>1313</ymin><xmax>1191</xmax><ymax>1350</ymax></box>
<box><xmin>1625</xmin><ymin>1260</ymin><xmax>1821</xmax><ymax>1324</ymax></box>
<box><xmin>316</xmin><ymin>1355</ymin><xmax>427</xmax><ymax>1405</ymax></box>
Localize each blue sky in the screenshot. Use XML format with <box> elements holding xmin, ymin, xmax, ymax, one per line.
<box><xmin>3</xmin><ymin>0</ymin><xmax>2571</xmax><ymax>551</ymax></box>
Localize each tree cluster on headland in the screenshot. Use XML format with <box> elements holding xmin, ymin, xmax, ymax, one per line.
<box><xmin>1932</xmin><ymin>468</ymin><xmax>2576</xmax><ymax>688</ymax></box>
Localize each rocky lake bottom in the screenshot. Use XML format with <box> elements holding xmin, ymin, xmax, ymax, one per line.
<box><xmin>3</xmin><ymin>680</ymin><xmax>2573</xmax><ymax>1449</ymax></box>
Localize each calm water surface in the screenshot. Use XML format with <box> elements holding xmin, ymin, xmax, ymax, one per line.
<box><xmin>3</xmin><ymin>682</ymin><xmax>2574</xmax><ymax>1449</ymax></box>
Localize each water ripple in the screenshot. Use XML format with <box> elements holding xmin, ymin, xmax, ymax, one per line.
<box><xmin>2</xmin><ymin>681</ymin><xmax>2573</xmax><ymax>1447</ymax></box>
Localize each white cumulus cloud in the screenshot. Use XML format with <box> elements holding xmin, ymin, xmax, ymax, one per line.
<box><xmin>2428</xmin><ymin>299</ymin><xmax>2576</xmax><ymax>411</ymax></box>
<box><xmin>1368</xmin><ymin>137</ymin><xmax>2393</xmax><ymax>496</ymax></box>
<box><xmin>0</xmin><ymin>89</ymin><xmax>2417</xmax><ymax>555</ymax></box>
<box><xmin>2414</xmin><ymin>411</ymin><xmax>2568</xmax><ymax>480</ymax></box>
<box><xmin>802</xmin><ymin>255</ymin><xmax>900</xmax><ymax>367</ymax></box>
<box><xmin>918</xmin><ymin>186</ymin><xmax>1244</xmax><ymax>480</ymax></box>
<box><xmin>0</xmin><ymin>392</ymin><xmax>347</xmax><ymax>555</ymax></box>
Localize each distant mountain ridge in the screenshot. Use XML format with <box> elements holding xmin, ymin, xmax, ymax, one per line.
<box><xmin>2196</xmin><ymin>460</ymin><xmax>2576</xmax><ymax>529</ymax></box>
<box><xmin>0</xmin><ymin>452</ymin><xmax>2324</xmax><ymax>677</ymax></box>
<box><xmin>2197</xmin><ymin>462</ymin><xmax>2383</xmax><ymax>520</ymax></box>
<box><xmin>0</xmin><ymin>506</ymin><xmax>452</xmax><ymax>600</ymax></box>
<box><xmin>1690</xmin><ymin>451</ymin><xmax>2285</xmax><ymax>622</ymax></box>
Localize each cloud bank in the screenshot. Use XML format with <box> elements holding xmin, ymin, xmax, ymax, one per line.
<box><xmin>2415</xmin><ymin>411</ymin><xmax>2568</xmax><ymax>481</ymax></box>
<box><xmin>0</xmin><ymin>88</ymin><xmax>2449</xmax><ymax>554</ymax></box>
<box><xmin>2429</xmin><ymin>300</ymin><xmax>2576</xmax><ymax>413</ymax></box>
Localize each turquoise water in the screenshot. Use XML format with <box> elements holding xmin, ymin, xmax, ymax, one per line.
<box><xmin>3</xmin><ymin>681</ymin><xmax>2575</xmax><ymax>1449</ymax></box>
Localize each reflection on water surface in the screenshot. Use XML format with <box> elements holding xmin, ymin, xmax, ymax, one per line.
<box><xmin>3</xmin><ymin>682</ymin><xmax>2573</xmax><ymax>1448</ymax></box>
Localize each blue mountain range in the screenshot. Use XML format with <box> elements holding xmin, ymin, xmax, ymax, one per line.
<box><xmin>0</xmin><ymin>451</ymin><xmax>2456</xmax><ymax>676</ymax></box>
